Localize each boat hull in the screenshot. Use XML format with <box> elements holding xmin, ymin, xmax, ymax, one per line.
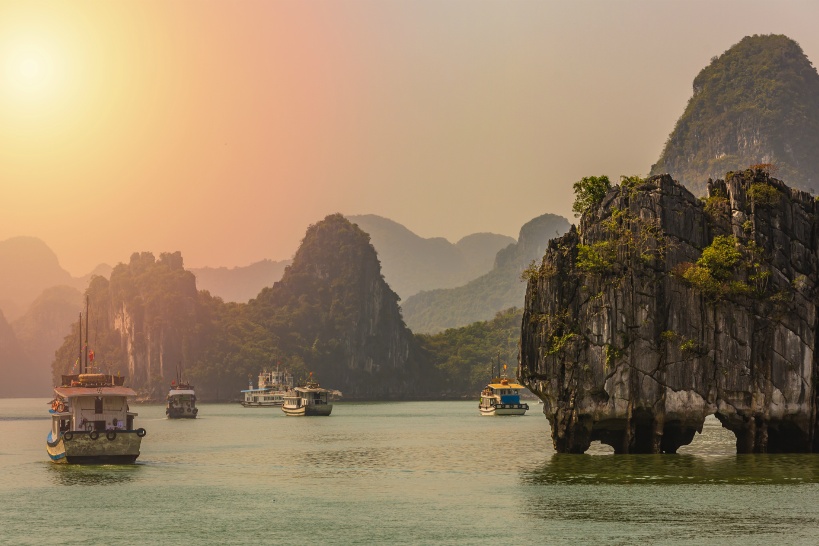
<box><xmin>282</xmin><ymin>404</ymin><xmax>333</xmax><ymax>416</ymax></box>
<box><xmin>479</xmin><ymin>404</ymin><xmax>529</xmax><ymax>416</ymax></box>
<box><xmin>47</xmin><ymin>430</ymin><xmax>143</xmax><ymax>464</ymax></box>
<box><xmin>240</xmin><ymin>401</ymin><xmax>282</xmax><ymax>408</ymax></box>
<box><xmin>166</xmin><ymin>406</ymin><xmax>198</xmax><ymax>418</ymax></box>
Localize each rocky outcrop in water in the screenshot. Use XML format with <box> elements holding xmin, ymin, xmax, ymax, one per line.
<box><xmin>520</xmin><ymin>170</ymin><xmax>819</xmax><ymax>454</ymax></box>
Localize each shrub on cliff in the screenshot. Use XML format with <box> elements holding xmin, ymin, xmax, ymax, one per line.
<box><xmin>572</xmin><ymin>175</ymin><xmax>611</xmax><ymax>217</ymax></box>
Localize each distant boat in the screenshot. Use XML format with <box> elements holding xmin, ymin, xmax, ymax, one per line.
<box><xmin>281</xmin><ymin>376</ymin><xmax>338</xmax><ymax>416</ymax></box>
<box><xmin>46</xmin><ymin>301</ymin><xmax>145</xmax><ymax>464</ymax></box>
<box><xmin>479</xmin><ymin>378</ymin><xmax>529</xmax><ymax>416</ymax></box>
<box><xmin>241</xmin><ymin>367</ymin><xmax>293</xmax><ymax>407</ymax></box>
<box><xmin>166</xmin><ymin>381</ymin><xmax>198</xmax><ymax>419</ymax></box>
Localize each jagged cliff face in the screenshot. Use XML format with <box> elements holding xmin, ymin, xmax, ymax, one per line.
<box><xmin>520</xmin><ymin>171</ymin><xmax>819</xmax><ymax>454</ymax></box>
<box><xmin>109</xmin><ymin>253</ymin><xmax>199</xmax><ymax>397</ymax></box>
<box><xmin>52</xmin><ymin>252</ymin><xmax>200</xmax><ymax>399</ymax></box>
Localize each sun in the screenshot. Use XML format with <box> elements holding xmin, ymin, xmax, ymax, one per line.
<box><xmin>4</xmin><ymin>45</ymin><xmax>56</xmax><ymax>100</ymax></box>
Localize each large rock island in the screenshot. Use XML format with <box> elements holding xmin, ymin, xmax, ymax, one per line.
<box><xmin>520</xmin><ymin>170</ymin><xmax>818</xmax><ymax>454</ymax></box>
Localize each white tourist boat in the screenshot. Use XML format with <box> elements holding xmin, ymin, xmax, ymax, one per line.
<box><xmin>479</xmin><ymin>378</ymin><xmax>530</xmax><ymax>416</ymax></box>
<box><xmin>281</xmin><ymin>379</ymin><xmax>337</xmax><ymax>416</ymax></box>
<box><xmin>241</xmin><ymin>367</ymin><xmax>294</xmax><ymax>407</ymax></box>
<box><xmin>47</xmin><ymin>372</ymin><xmax>145</xmax><ymax>464</ymax></box>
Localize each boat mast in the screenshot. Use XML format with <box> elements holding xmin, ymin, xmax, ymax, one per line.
<box><xmin>78</xmin><ymin>312</ymin><xmax>82</xmax><ymax>374</ymax></box>
<box><xmin>84</xmin><ymin>296</ymin><xmax>89</xmax><ymax>373</ymax></box>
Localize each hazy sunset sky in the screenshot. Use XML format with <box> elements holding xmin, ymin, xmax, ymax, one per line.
<box><xmin>2</xmin><ymin>0</ymin><xmax>818</xmax><ymax>276</ymax></box>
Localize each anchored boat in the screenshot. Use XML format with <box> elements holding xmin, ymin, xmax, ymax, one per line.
<box><xmin>166</xmin><ymin>381</ymin><xmax>198</xmax><ymax>419</ymax></box>
<box><xmin>479</xmin><ymin>378</ymin><xmax>530</xmax><ymax>416</ymax></box>
<box><xmin>241</xmin><ymin>367</ymin><xmax>294</xmax><ymax>407</ymax></box>
<box><xmin>281</xmin><ymin>378</ymin><xmax>337</xmax><ymax>416</ymax></box>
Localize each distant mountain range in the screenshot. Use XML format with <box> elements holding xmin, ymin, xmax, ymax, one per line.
<box><xmin>346</xmin><ymin>214</ymin><xmax>515</xmax><ymax>299</ymax></box>
<box><xmin>401</xmin><ymin>213</ymin><xmax>571</xmax><ymax>333</ymax></box>
<box><xmin>0</xmin><ymin>218</ymin><xmax>528</xmax><ymax>396</ymax></box>
<box><xmin>189</xmin><ymin>260</ymin><xmax>291</xmax><ymax>303</ymax></box>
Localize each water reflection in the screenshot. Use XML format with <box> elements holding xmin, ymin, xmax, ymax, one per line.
<box><xmin>47</xmin><ymin>463</ymin><xmax>142</xmax><ymax>486</ymax></box>
<box><xmin>523</xmin><ymin>453</ymin><xmax>819</xmax><ymax>485</ymax></box>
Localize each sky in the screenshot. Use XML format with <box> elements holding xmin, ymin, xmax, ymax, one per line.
<box><xmin>1</xmin><ymin>0</ymin><xmax>818</xmax><ymax>276</ymax></box>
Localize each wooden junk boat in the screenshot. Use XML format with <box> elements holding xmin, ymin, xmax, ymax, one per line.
<box><xmin>46</xmin><ymin>300</ymin><xmax>145</xmax><ymax>464</ymax></box>
<box><xmin>47</xmin><ymin>373</ymin><xmax>145</xmax><ymax>464</ymax></box>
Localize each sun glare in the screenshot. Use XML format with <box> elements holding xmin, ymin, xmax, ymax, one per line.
<box><xmin>4</xmin><ymin>45</ymin><xmax>56</xmax><ymax>99</ymax></box>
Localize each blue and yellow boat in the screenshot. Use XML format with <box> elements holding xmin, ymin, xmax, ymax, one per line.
<box><xmin>479</xmin><ymin>378</ymin><xmax>529</xmax><ymax>416</ymax></box>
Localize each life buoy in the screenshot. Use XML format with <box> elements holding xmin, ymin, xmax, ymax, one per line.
<box><xmin>136</xmin><ymin>428</ymin><xmax>147</xmax><ymax>437</ymax></box>
<box><xmin>89</xmin><ymin>430</ymin><xmax>99</xmax><ymax>440</ymax></box>
<box><xmin>63</xmin><ymin>431</ymin><xmax>74</xmax><ymax>441</ymax></box>
<box><xmin>57</xmin><ymin>403</ymin><xmax>66</xmax><ymax>413</ymax></box>
<box><xmin>106</xmin><ymin>431</ymin><xmax>117</xmax><ymax>441</ymax></box>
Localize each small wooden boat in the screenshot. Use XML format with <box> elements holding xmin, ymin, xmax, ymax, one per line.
<box><xmin>479</xmin><ymin>378</ymin><xmax>529</xmax><ymax>416</ymax></box>
<box><xmin>281</xmin><ymin>379</ymin><xmax>336</xmax><ymax>416</ymax></box>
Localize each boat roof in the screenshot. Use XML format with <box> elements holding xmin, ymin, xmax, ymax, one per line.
<box><xmin>487</xmin><ymin>382</ymin><xmax>525</xmax><ymax>390</ymax></box>
<box><xmin>55</xmin><ymin>386</ymin><xmax>137</xmax><ymax>398</ymax></box>
<box><xmin>168</xmin><ymin>389</ymin><xmax>195</xmax><ymax>396</ymax></box>
<box><xmin>295</xmin><ymin>386</ymin><xmax>329</xmax><ymax>393</ymax></box>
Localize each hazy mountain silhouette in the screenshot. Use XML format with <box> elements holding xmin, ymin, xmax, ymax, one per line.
<box><xmin>0</xmin><ymin>237</ymin><xmax>74</xmax><ymax>321</ymax></box>
<box><xmin>0</xmin><ymin>309</ymin><xmax>36</xmax><ymax>397</ymax></box>
<box><xmin>11</xmin><ymin>285</ymin><xmax>84</xmax><ymax>396</ymax></box>
<box><xmin>190</xmin><ymin>260</ymin><xmax>291</xmax><ymax>303</ymax></box>
<box><xmin>347</xmin><ymin>214</ymin><xmax>515</xmax><ymax>299</ymax></box>
<box><xmin>401</xmin><ymin>213</ymin><xmax>571</xmax><ymax>333</ymax></box>
<box><xmin>651</xmin><ymin>34</ymin><xmax>819</xmax><ymax>196</ymax></box>
<box><xmin>188</xmin><ymin>216</ymin><xmax>514</xmax><ymax>304</ymax></box>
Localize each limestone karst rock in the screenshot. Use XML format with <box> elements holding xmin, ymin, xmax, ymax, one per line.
<box><xmin>520</xmin><ymin>170</ymin><xmax>819</xmax><ymax>454</ymax></box>
<box><xmin>249</xmin><ymin>213</ymin><xmax>434</xmax><ymax>398</ymax></box>
<box><xmin>651</xmin><ymin>34</ymin><xmax>819</xmax><ymax>196</ymax></box>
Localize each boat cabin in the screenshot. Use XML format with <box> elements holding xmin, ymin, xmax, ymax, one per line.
<box><xmin>50</xmin><ymin>374</ymin><xmax>138</xmax><ymax>439</ymax></box>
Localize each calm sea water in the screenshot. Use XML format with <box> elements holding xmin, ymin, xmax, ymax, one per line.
<box><xmin>2</xmin><ymin>399</ymin><xmax>819</xmax><ymax>545</ymax></box>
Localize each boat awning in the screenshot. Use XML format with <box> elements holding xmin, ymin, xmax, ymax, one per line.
<box><xmin>168</xmin><ymin>389</ymin><xmax>195</xmax><ymax>396</ymax></box>
<box><xmin>487</xmin><ymin>382</ymin><xmax>526</xmax><ymax>390</ymax></box>
<box><xmin>54</xmin><ymin>386</ymin><xmax>137</xmax><ymax>398</ymax></box>
<box><xmin>240</xmin><ymin>388</ymin><xmax>270</xmax><ymax>393</ymax></box>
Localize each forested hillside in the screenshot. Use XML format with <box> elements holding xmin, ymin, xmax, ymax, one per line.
<box><xmin>651</xmin><ymin>34</ymin><xmax>819</xmax><ymax>196</ymax></box>
<box><xmin>416</xmin><ymin>307</ymin><xmax>524</xmax><ymax>397</ymax></box>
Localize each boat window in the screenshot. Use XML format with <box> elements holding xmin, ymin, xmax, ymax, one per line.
<box><xmin>94</xmin><ymin>397</ymin><xmax>103</xmax><ymax>414</ymax></box>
